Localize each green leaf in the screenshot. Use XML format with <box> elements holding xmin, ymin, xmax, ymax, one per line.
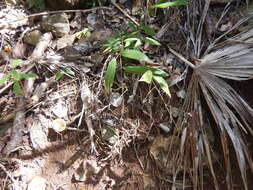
<box><xmin>102</xmin><ymin>38</ymin><xmax>121</xmax><ymax>53</ymax></box>
<box><xmin>10</xmin><ymin>70</ymin><xmax>21</xmax><ymax>81</ymax></box>
<box><xmin>121</xmin><ymin>49</ymin><xmax>152</xmax><ymax>63</ymax></box>
<box><xmin>142</xmin><ymin>37</ymin><xmax>161</xmax><ymax>46</ymax></box>
<box><xmin>55</xmin><ymin>72</ymin><xmax>65</xmax><ymax>80</ymax></box>
<box><xmin>140</xmin><ymin>23</ymin><xmax>156</xmax><ymax>36</ymax></box>
<box><xmin>0</xmin><ymin>74</ymin><xmax>9</xmax><ymax>85</ymax></box>
<box><xmin>151</xmin><ymin>0</ymin><xmax>187</xmax><ymax>8</ymax></box>
<box><xmin>20</xmin><ymin>73</ymin><xmax>38</xmax><ymax>79</ymax></box>
<box><xmin>55</xmin><ymin>69</ymin><xmax>75</xmax><ymax>80</ymax></box>
<box><xmin>139</xmin><ymin>70</ymin><xmax>153</xmax><ymax>84</ymax></box>
<box><xmin>65</xmin><ymin>68</ymin><xmax>75</xmax><ymax>76</ymax></box>
<box><xmin>122</xmin><ymin>31</ymin><xmax>140</xmax><ymax>39</ymax></box>
<box><xmin>13</xmin><ymin>81</ymin><xmax>22</xmax><ymax>96</ymax></box>
<box><xmin>10</xmin><ymin>59</ymin><xmax>22</xmax><ymax>68</ymax></box>
<box><xmin>124</xmin><ymin>38</ymin><xmax>138</xmax><ymax>47</ymax></box>
<box><xmin>105</xmin><ymin>37</ymin><xmax>119</xmax><ymax>43</ymax></box>
<box><xmin>152</xmin><ymin>69</ymin><xmax>169</xmax><ymax>77</ymax></box>
<box><xmin>153</xmin><ymin>76</ymin><xmax>171</xmax><ymax>97</ymax></box>
<box><xmin>124</xmin><ymin>66</ymin><xmax>151</xmax><ymax>74</ymax></box>
<box><xmin>104</xmin><ymin>58</ymin><xmax>117</xmax><ymax>93</ymax></box>
<box><xmin>124</xmin><ymin>66</ymin><xmax>168</xmax><ymax>77</ymax></box>
<box><xmin>74</xmin><ymin>28</ymin><xmax>91</xmax><ymax>39</ymax></box>
<box><xmin>124</xmin><ymin>38</ymin><xmax>141</xmax><ymax>48</ymax></box>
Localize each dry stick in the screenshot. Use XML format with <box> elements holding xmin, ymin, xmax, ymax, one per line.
<box><xmin>163</xmin><ymin>43</ymin><xmax>196</xmax><ymax>69</ymax></box>
<box><xmin>0</xmin><ymin>163</ymin><xmax>18</xmax><ymax>187</ymax></box>
<box><xmin>110</xmin><ymin>1</ymin><xmax>140</xmax><ymax>26</ymax></box>
<box><xmin>6</xmin><ymin>7</ymin><xmax>112</xmax><ymax>24</ymax></box>
<box><xmin>111</xmin><ymin>1</ymin><xmax>196</xmax><ymax>69</ymax></box>
<box><xmin>3</xmin><ymin>97</ymin><xmax>25</xmax><ymax>155</ymax></box>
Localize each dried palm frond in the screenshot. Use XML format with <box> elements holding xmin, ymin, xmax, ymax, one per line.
<box><xmin>169</xmin><ymin>1</ymin><xmax>253</xmax><ymax>190</ymax></box>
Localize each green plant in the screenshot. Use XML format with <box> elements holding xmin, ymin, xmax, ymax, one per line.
<box><xmin>55</xmin><ymin>68</ymin><xmax>75</xmax><ymax>80</ymax></box>
<box><xmin>0</xmin><ymin>59</ymin><xmax>37</xmax><ymax>96</ymax></box>
<box><xmin>151</xmin><ymin>0</ymin><xmax>187</xmax><ymax>8</ymax></box>
<box><xmin>102</xmin><ymin>23</ymin><xmax>170</xmax><ymax>96</ymax></box>
<box><xmin>27</xmin><ymin>0</ymin><xmax>46</xmax><ymax>10</ymax></box>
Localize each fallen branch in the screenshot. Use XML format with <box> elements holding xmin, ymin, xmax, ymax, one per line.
<box><xmin>5</xmin><ymin>7</ymin><xmax>112</xmax><ymax>25</ymax></box>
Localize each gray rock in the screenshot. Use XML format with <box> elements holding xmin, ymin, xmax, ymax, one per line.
<box><xmin>41</xmin><ymin>13</ymin><xmax>70</xmax><ymax>37</ymax></box>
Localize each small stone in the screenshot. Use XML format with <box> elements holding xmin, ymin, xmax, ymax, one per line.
<box><xmin>23</xmin><ymin>30</ymin><xmax>42</xmax><ymax>46</ymax></box>
<box><xmin>56</xmin><ymin>34</ymin><xmax>76</xmax><ymax>50</ymax></box>
<box><xmin>171</xmin><ymin>107</ymin><xmax>180</xmax><ymax>118</ymax></box>
<box><xmin>52</xmin><ymin>101</ymin><xmax>68</xmax><ymax>118</ymax></box>
<box><xmin>176</xmin><ymin>89</ymin><xmax>186</xmax><ymax>99</ymax></box>
<box><xmin>102</xmin><ymin>127</ymin><xmax>119</xmax><ymax>145</ymax></box>
<box><xmin>87</xmin><ymin>13</ymin><xmax>104</xmax><ymax>29</ymax></box>
<box><xmin>41</xmin><ymin>13</ymin><xmax>70</xmax><ymax>37</ymax></box>
<box><xmin>27</xmin><ymin>176</ymin><xmax>47</xmax><ymax>190</ymax></box>
<box><xmin>159</xmin><ymin>122</ymin><xmax>172</xmax><ymax>134</ymax></box>
<box><xmin>52</xmin><ymin>118</ymin><xmax>67</xmax><ymax>132</ymax></box>
<box><xmin>30</xmin><ymin>119</ymin><xmax>49</xmax><ymax>150</ymax></box>
<box><xmin>110</xmin><ymin>92</ymin><xmax>123</xmax><ymax>107</ymax></box>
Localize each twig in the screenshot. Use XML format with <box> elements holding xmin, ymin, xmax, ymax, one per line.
<box><xmin>133</xmin><ymin>141</ymin><xmax>144</xmax><ymax>170</ymax></box>
<box><xmin>6</xmin><ymin>7</ymin><xmax>112</xmax><ymax>24</ymax></box>
<box><xmin>227</xmin><ymin>39</ymin><xmax>253</xmax><ymax>46</ymax></box>
<box><xmin>0</xmin><ymin>163</ymin><xmax>18</xmax><ymax>186</ymax></box>
<box><xmin>3</xmin><ymin>97</ymin><xmax>25</xmax><ymax>155</ymax></box>
<box><xmin>163</xmin><ymin>43</ymin><xmax>196</xmax><ymax>69</ymax></box>
<box><xmin>215</xmin><ymin>3</ymin><xmax>231</xmax><ymax>29</ymax></box>
<box><xmin>110</xmin><ymin>1</ymin><xmax>140</xmax><ymax>26</ymax></box>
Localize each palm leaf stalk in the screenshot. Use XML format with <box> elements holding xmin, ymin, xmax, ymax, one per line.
<box><xmin>167</xmin><ymin>1</ymin><xmax>253</xmax><ymax>189</ymax></box>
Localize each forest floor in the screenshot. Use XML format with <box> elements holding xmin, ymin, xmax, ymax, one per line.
<box><xmin>0</xmin><ymin>0</ymin><xmax>253</xmax><ymax>190</ymax></box>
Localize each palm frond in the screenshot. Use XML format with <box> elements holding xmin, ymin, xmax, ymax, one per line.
<box><xmin>173</xmin><ymin>2</ymin><xmax>253</xmax><ymax>190</ymax></box>
<box><xmin>199</xmin><ymin>29</ymin><xmax>253</xmax><ymax>81</ymax></box>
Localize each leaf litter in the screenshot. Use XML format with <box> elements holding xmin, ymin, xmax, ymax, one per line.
<box><xmin>0</xmin><ymin>1</ymin><xmax>253</xmax><ymax>190</ymax></box>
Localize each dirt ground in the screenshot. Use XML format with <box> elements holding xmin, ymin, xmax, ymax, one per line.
<box><xmin>0</xmin><ymin>0</ymin><xmax>253</xmax><ymax>190</ymax></box>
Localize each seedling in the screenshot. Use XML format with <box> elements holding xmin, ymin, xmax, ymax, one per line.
<box><xmin>55</xmin><ymin>68</ymin><xmax>75</xmax><ymax>80</ymax></box>
<box><xmin>103</xmin><ymin>23</ymin><xmax>170</xmax><ymax>96</ymax></box>
<box><xmin>0</xmin><ymin>59</ymin><xmax>37</xmax><ymax>96</ymax></box>
<box><xmin>151</xmin><ymin>0</ymin><xmax>187</xmax><ymax>9</ymax></box>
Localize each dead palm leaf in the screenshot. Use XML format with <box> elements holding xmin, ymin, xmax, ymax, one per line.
<box><xmin>169</xmin><ymin>1</ymin><xmax>253</xmax><ymax>190</ymax></box>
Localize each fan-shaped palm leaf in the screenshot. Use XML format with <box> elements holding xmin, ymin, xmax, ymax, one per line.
<box><xmin>170</xmin><ymin>2</ymin><xmax>253</xmax><ymax>190</ymax></box>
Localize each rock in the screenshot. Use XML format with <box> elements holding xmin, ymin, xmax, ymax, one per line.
<box><xmin>52</xmin><ymin>101</ymin><xmax>68</xmax><ymax>118</ymax></box>
<box><xmin>30</xmin><ymin>118</ymin><xmax>50</xmax><ymax>150</ymax></box>
<box><xmin>56</xmin><ymin>34</ymin><xmax>76</xmax><ymax>50</ymax></box>
<box><xmin>52</xmin><ymin>118</ymin><xmax>67</xmax><ymax>132</ymax></box>
<box><xmin>27</xmin><ymin>176</ymin><xmax>47</xmax><ymax>190</ymax></box>
<box><xmin>158</xmin><ymin>122</ymin><xmax>172</xmax><ymax>134</ymax></box>
<box><xmin>176</xmin><ymin>89</ymin><xmax>186</xmax><ymax>99</ymax></box>
<box><xmin>87</xmin><ymin>13</ymin><xmax>105</xmax><ymax>29</ymax></box>
<box><xmin>110</xmin><ymin>92</ymin><xmax>123</xmax><ymax>107</ymax></box>
<box><xmin>41</xmin><ymin>13</ymin><xmax>70</xmax><ymax>37</ymax></box>
<box><xmin>23</xmin><ymin>30</ymin><xmax>42</xmax><ymax>46</ymax></box>
<box><xmin>102</xmin><ymin>126</ymin><xmax>119</xmax><ymax>145</ymax></box>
